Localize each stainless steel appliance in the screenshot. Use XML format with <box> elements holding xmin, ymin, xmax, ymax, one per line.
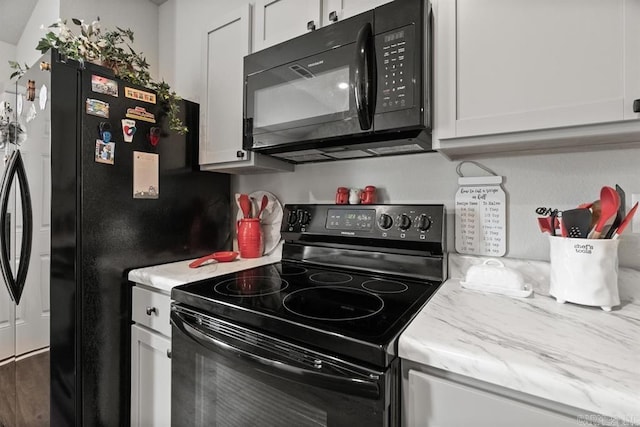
<box><xmin>0</xmin><ymin>50</ymin><xmax>231</xmax><ymax>426</ymax></box>
<box><xmin>171</xmin><ymin>204</ymin><xmax>446</xmax><ymax>426</ymax></box>
<box><xmin>243</xmin><ymin>0</ymin><xmax>432</xmax><ymax>164</ymax></box>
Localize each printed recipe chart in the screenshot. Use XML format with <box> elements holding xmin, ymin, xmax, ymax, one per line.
<box><xmin>455</xmin><ymin>176</ymin><xmax>506</xmax><ymax>256</ymax></box>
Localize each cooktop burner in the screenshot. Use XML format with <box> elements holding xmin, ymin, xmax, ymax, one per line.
<box><xmin>283</xmin><ymin>286</ymin><xmax>384</xmax><ymax>321</ymax></box>
<box><xmin>361</xmin><ymin>279</ymin><xmax>408</xmax><ymax>294</ymax></box>
<box><xmin>214</xmin><ymin>275</ymin><xmax>289</xmax><ymax>297</ymax></box>
<box><xmin>280</xmin><ymin>265</ymin><xmax>307</xmax><ymax>276</ymax></box>
<box><xmin>309</xmin><ymin>272</ymin><xmax>352</xmax><ymax>284</ymax></box>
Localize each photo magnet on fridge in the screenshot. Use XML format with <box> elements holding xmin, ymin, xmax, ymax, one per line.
<box><xmin>91</xmin><ymin>75</ymin><xmax>119</xmax><ymax>97</ymax></box>
<box><xmin>95</xmin><ymin>139</ymin><xmax>115</xmax><ymax>165</ymax></box>
<box><xmin>86</xmin><ymin>98</ymin><xmax>110</xmax><ymax>118</ymax></box>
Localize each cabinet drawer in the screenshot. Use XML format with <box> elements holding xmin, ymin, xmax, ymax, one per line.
<box><xmin>132</xmin><ymin>286</ymin><xmax>171</xmax><ymax>337</ymax></box>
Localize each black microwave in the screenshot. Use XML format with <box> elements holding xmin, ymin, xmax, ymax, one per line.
<box><xmin>243</xmin><ymin>0</ymin><xmax>431</xmax><ymax>164</ymax></box>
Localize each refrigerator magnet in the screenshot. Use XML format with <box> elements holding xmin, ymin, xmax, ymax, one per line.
<box><xmin>91</xmin><ymin>75</ymin><xmax>118</xmax><ymax>97</ymax></box>
<box><xmin>125</xmin><ymin>106</ymin><xmax>155</xmax><ymax>123</ymax></box>
<box><xmin>95</xmin><ymin>139</ymin><xmax>115</xmax><ymax>165</ymax></box>
<box><xmin>124</xmin><ymin>87</ymin><xmax>156</xmax><ymax>104</ymax></box>
<box><xmin>98</xmin><ymin>122</ymin><xmax>112</xmax><ymax>143</ymax></box>
<box><xmin>86</xmin><ymin>99</ymin><xmax>110</xmax><ymax>118</ymax></box>
<box><xmin>148</xmin><ymin>127</ymin><xmax>160</xmax><ymax>146</ymax></box>
<box><xmin>133</xmin><ymin>151</ymin><xmax>159</xmax><ymax>199</ymax></box>
<box><xmin>121</xmin><ymin>119</ymin><xmax>136</xmax><ymax>143</ymax></box>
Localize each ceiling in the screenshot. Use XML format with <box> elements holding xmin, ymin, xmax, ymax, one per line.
<box><xmin>0</xmin><ymin>0</ymin><xmax>167</xmax><ymax>45</ymax></box>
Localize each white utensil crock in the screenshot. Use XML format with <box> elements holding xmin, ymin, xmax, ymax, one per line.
<box><xmin>549</xmin><ymin>236</ymin><xmax>620</xmax><ymax>311</ymax></box>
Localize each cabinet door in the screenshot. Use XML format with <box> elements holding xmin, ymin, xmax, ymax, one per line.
<box><xmin>200</xmin><ymin>5</ymin><xmax>252</xmax><ymax>165</ymax></box>
<box><xmin>436</xmin><ymin>0</ymin><xmax>624</xmax><ymax>140</ymax></box>
<box><xmin>407</xmin><ymin>370</ymin><xmax>577</xmax><ymax>427</ymax></box>
<box><xmin>324</xmin><ymin>0</ymin><xmax>393</xmax><ymax>23</ymax></box>
<box><xmin>131</xmin><ymin>325</ymin><xmax>171</xmax><ymax>427</ymax></box>
<box><xmin>254</xmin><ymin>0</ymin><xmax>322</xmax><ymax>51</ymax></box>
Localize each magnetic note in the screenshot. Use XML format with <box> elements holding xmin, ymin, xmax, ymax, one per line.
<box><xmin>133</xmin><ymin>151</ymin><xmax>159</xmax><ymax>199</ymax></box>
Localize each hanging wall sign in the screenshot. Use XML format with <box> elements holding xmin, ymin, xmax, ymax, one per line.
<box><xmin>455</xmin><ymin>175</ymin><xmax>507</xmax><ymax>257</ymax></box>
<box><xmin>125</xmin><ymin>87</ymin><xmax>156</xmax><ymax>104</ymax></box>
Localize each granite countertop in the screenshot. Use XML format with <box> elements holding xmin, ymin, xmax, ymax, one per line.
<box><xmin>128</xmin><ymin>242</ymin><xmax>283</xmax><ymax>293</ymax></box>
<box><xmin>399</xmin><ymin>253</ymin><xmax>640</xmax><ymax>423</ymax></box>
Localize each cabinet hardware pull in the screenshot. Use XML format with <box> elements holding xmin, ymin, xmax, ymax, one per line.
<box><xmin>146</xmin><ymin>306</ymin><xmax>157</xmax><ymax>316</ymax></box>
<box><xmin>166</xmin><ymin>349</ymin><xmax>172</xmax><ymax>359</ymax></box>
<box><xmin>307</xmin><ymin>20</ymin><xmax>316</xmax><ymax>31</ymax></box>
<box><xmin>633</xmin><ymin>99</ymin><xmax>640</xmax><ymax>113</ymax></box>
<box><xmin>329</xmin><ymin>11</ymin><xmax>338</xmax><ymax>22</ymax></box>
<box><xmin>236</xmin><ymin>150</ymin><xmax>245</xmax><ymax>158</ymax></box>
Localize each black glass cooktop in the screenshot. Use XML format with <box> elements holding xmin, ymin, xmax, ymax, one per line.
<box><xmin>171</xmin><ymin>261</ymin><xmax>441</xmax><ymax>368</ymax></box>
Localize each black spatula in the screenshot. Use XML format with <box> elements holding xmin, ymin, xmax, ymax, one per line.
<box><xmin>561</xmin><ymin>208</ymin><xmax>592</xmax><ymax>238</ymax></box>
<box><xmin>604</xmin><ymin>184</ymin><xmax>626</xmax><ymax>239</ymax></box>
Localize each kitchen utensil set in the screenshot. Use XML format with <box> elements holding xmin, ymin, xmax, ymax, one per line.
<box><xmin>537</xmin><ymin>185</ymin><xmax>638</xmax><ymax>240</ymax></box>
<box><xmin>237</xmin><ymin>193</ymin><xmax>269</xmax><ymax>220</ymax></box>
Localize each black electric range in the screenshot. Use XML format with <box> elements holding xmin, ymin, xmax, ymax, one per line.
<box><xmin>172</xmin><ymin>204</ymin><xmax>446</xmax><ymax>369</ymax></box>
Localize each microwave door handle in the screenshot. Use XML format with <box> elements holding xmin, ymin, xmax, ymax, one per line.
<box><xmin>171</xmin><ymin>310</ymin><xmax>381</xmax><ymax>399</ymax></box>
<box><xmin>353</xmin><ymin>22</ymin><xmax>375</xmax><ymax>130</ymax></box>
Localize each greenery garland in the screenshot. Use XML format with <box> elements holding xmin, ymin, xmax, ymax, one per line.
<box><xmin>11</xmin><ymin>18</ymin><xmax>187</xmax><ymax>134</ymax></box>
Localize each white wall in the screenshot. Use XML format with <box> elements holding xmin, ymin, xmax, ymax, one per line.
<box><xmin>15</xmin><ymin>0</ymin><xmax>60</xmax><ymax>68</ymax></box>
<box><xmin>59</xmin><ymin>0</ymin><xmax>160</xmax><ymax>78</ymax></box>
<box><xmin>233</xmin><ymin>147</ymin><xmax>640</xmax><ymax>269</ymax></box>
<box><xmin>0</xmin><ymin>41</ymin><xmax>17</xmax><ymax>94</ymax></box>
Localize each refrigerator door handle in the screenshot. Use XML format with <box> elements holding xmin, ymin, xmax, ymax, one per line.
<box><xmin>0</xmin><ymin>150</ymin><xmax>33</xmax><ymax>304</ymax></box>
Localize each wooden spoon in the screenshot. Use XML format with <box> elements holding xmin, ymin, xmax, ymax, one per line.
<box><xmin>590</xmin><ymin>186</ymin><xmax>620</xmax><ymax>239</ymax></box>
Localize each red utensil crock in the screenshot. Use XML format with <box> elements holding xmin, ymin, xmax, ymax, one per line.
<box><xmin>237</xmin><ymin>218</ymin><xmax>264</xmax><ymax>258</ymax></box>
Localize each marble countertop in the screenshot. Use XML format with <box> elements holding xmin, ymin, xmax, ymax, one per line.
<box><xmin>128</xmin><ymin>243</ymin><xmax>283</xmax><ymax>293</ymax></box>
<box><xmin>399</xmin><ymin>253</ymin><xmax>640</xmax><ymax>423</ymax></box>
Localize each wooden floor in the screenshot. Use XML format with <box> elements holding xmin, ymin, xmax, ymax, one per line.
<box><xmin>0</xmin><ymin>351</ymin><xmax>50</xmax><ymax>427</ymax></box>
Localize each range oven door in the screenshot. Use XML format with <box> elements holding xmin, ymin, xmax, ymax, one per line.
<box><xmin>170</xmin><ymin>304</ymin><xmax>397</xmax><ymax>427</ymax></box>
<box><xmin>244</xmin><ymin>23</ymin><xmax>376</xmax><ymax>155</ymax></box>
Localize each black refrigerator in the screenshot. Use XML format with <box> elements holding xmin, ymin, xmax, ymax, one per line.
<box><xmin>0</xmin><ymin>50</ymin><xmax>231</xmax><ymax>426</ymax></box>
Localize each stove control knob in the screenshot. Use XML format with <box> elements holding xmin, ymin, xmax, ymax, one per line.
<box><xmin>398</xmin><ymin>214</ymin><xmax>412</xmax><ymax>231</ymax></box>
<box><xmin>299</xmin><ymin>210</ymin><xmax>311</xmax><ymax>226</ymax></box>
<box><xmin>287</xmin><ymin>210</ymin><xmax>298</xmax><ymax>225</ymax></box>
<box><xmin>416</xmin><ymin>214</ymin><xmax>432</xmax><ymax>231</ymax></box>
<box><xmin>378</xmin><ymin>213</ymin><xmax>393</xmax><ymax>230</ymax></box>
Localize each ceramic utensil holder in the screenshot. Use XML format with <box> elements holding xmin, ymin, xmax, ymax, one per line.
<box><xmin>549</xmin><ymin>236</ymin><xmax>620</xmax><ymax>311</ymax></box>
<box><xmin>237</xmin><ymin>218</ymin><xmax>264</xmax><ymax>258</ymax></box>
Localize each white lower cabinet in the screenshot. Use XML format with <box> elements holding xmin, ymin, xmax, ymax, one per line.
<box><xmin>131</xmin><ymin>286</ymin><xmax>172</xmax><ymax>427</ymax></box>
<box><xmin>403</xmin><ymin>365</ymin><xmax>579</xmax><ymax>427</ymax></box>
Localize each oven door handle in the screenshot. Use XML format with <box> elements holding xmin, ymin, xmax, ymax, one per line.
<box><xmin>171</xmin><ymin>310</ymin><xmax>381</xmax><ymax>400</ymax></box>
<box><xmin>353</xmin><ymin>22</ymin><xmax>375</xmax><ymax>131</ymax></box>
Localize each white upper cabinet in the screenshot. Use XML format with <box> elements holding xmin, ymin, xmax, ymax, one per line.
<box><xmin>433</xmin><ymin>0</ymin><xmax>640</xmax><ymax>158</ymax></box>
<box><xmin>200</xmin><ymin>4</ymin><xmax>293</xmax><ymax>173</ymax></box>
<box><xmin>254</xmin><ymin>0</ymin><xmax>322</xmax><ymax>51</ymax></box>
<box><xmin>324</xmin><ymin>0</ymin><xmax>393</xmax><ymax>23</ymax></box>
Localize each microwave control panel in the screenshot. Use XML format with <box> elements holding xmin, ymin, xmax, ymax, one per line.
<box><xmin>377</xmin><ymin>25</ymin><xmax>415</xmax><ymax>112</ymax></box>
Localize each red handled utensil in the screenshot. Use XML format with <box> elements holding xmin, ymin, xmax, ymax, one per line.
<box><xmin>611</xmin><ymin>202</ymin><xmax>638</xmax><ymax>240</ymax></box>
<box><xmin>189</xmin><ymin>251</ymin><xmax>239</xmax><ymax>268</ymax></box>
<box><xmin>589</xmin><ymin>186</ymin><xmax>619</xmax><ymax>239</ymax></box>
<box><xmin>257</xmin><ymin>195</ymin><xmax>268</xmax><ymax>219</ymax></box>
<box><xmin>537</xmin><ymin>217</ymin><xmax>553</xmax><ymax>234</ymax></box>
<box><xmin>238</xmin><ymin>194</ymin><xmax>252</xmax><ymax>218</ymax></box>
